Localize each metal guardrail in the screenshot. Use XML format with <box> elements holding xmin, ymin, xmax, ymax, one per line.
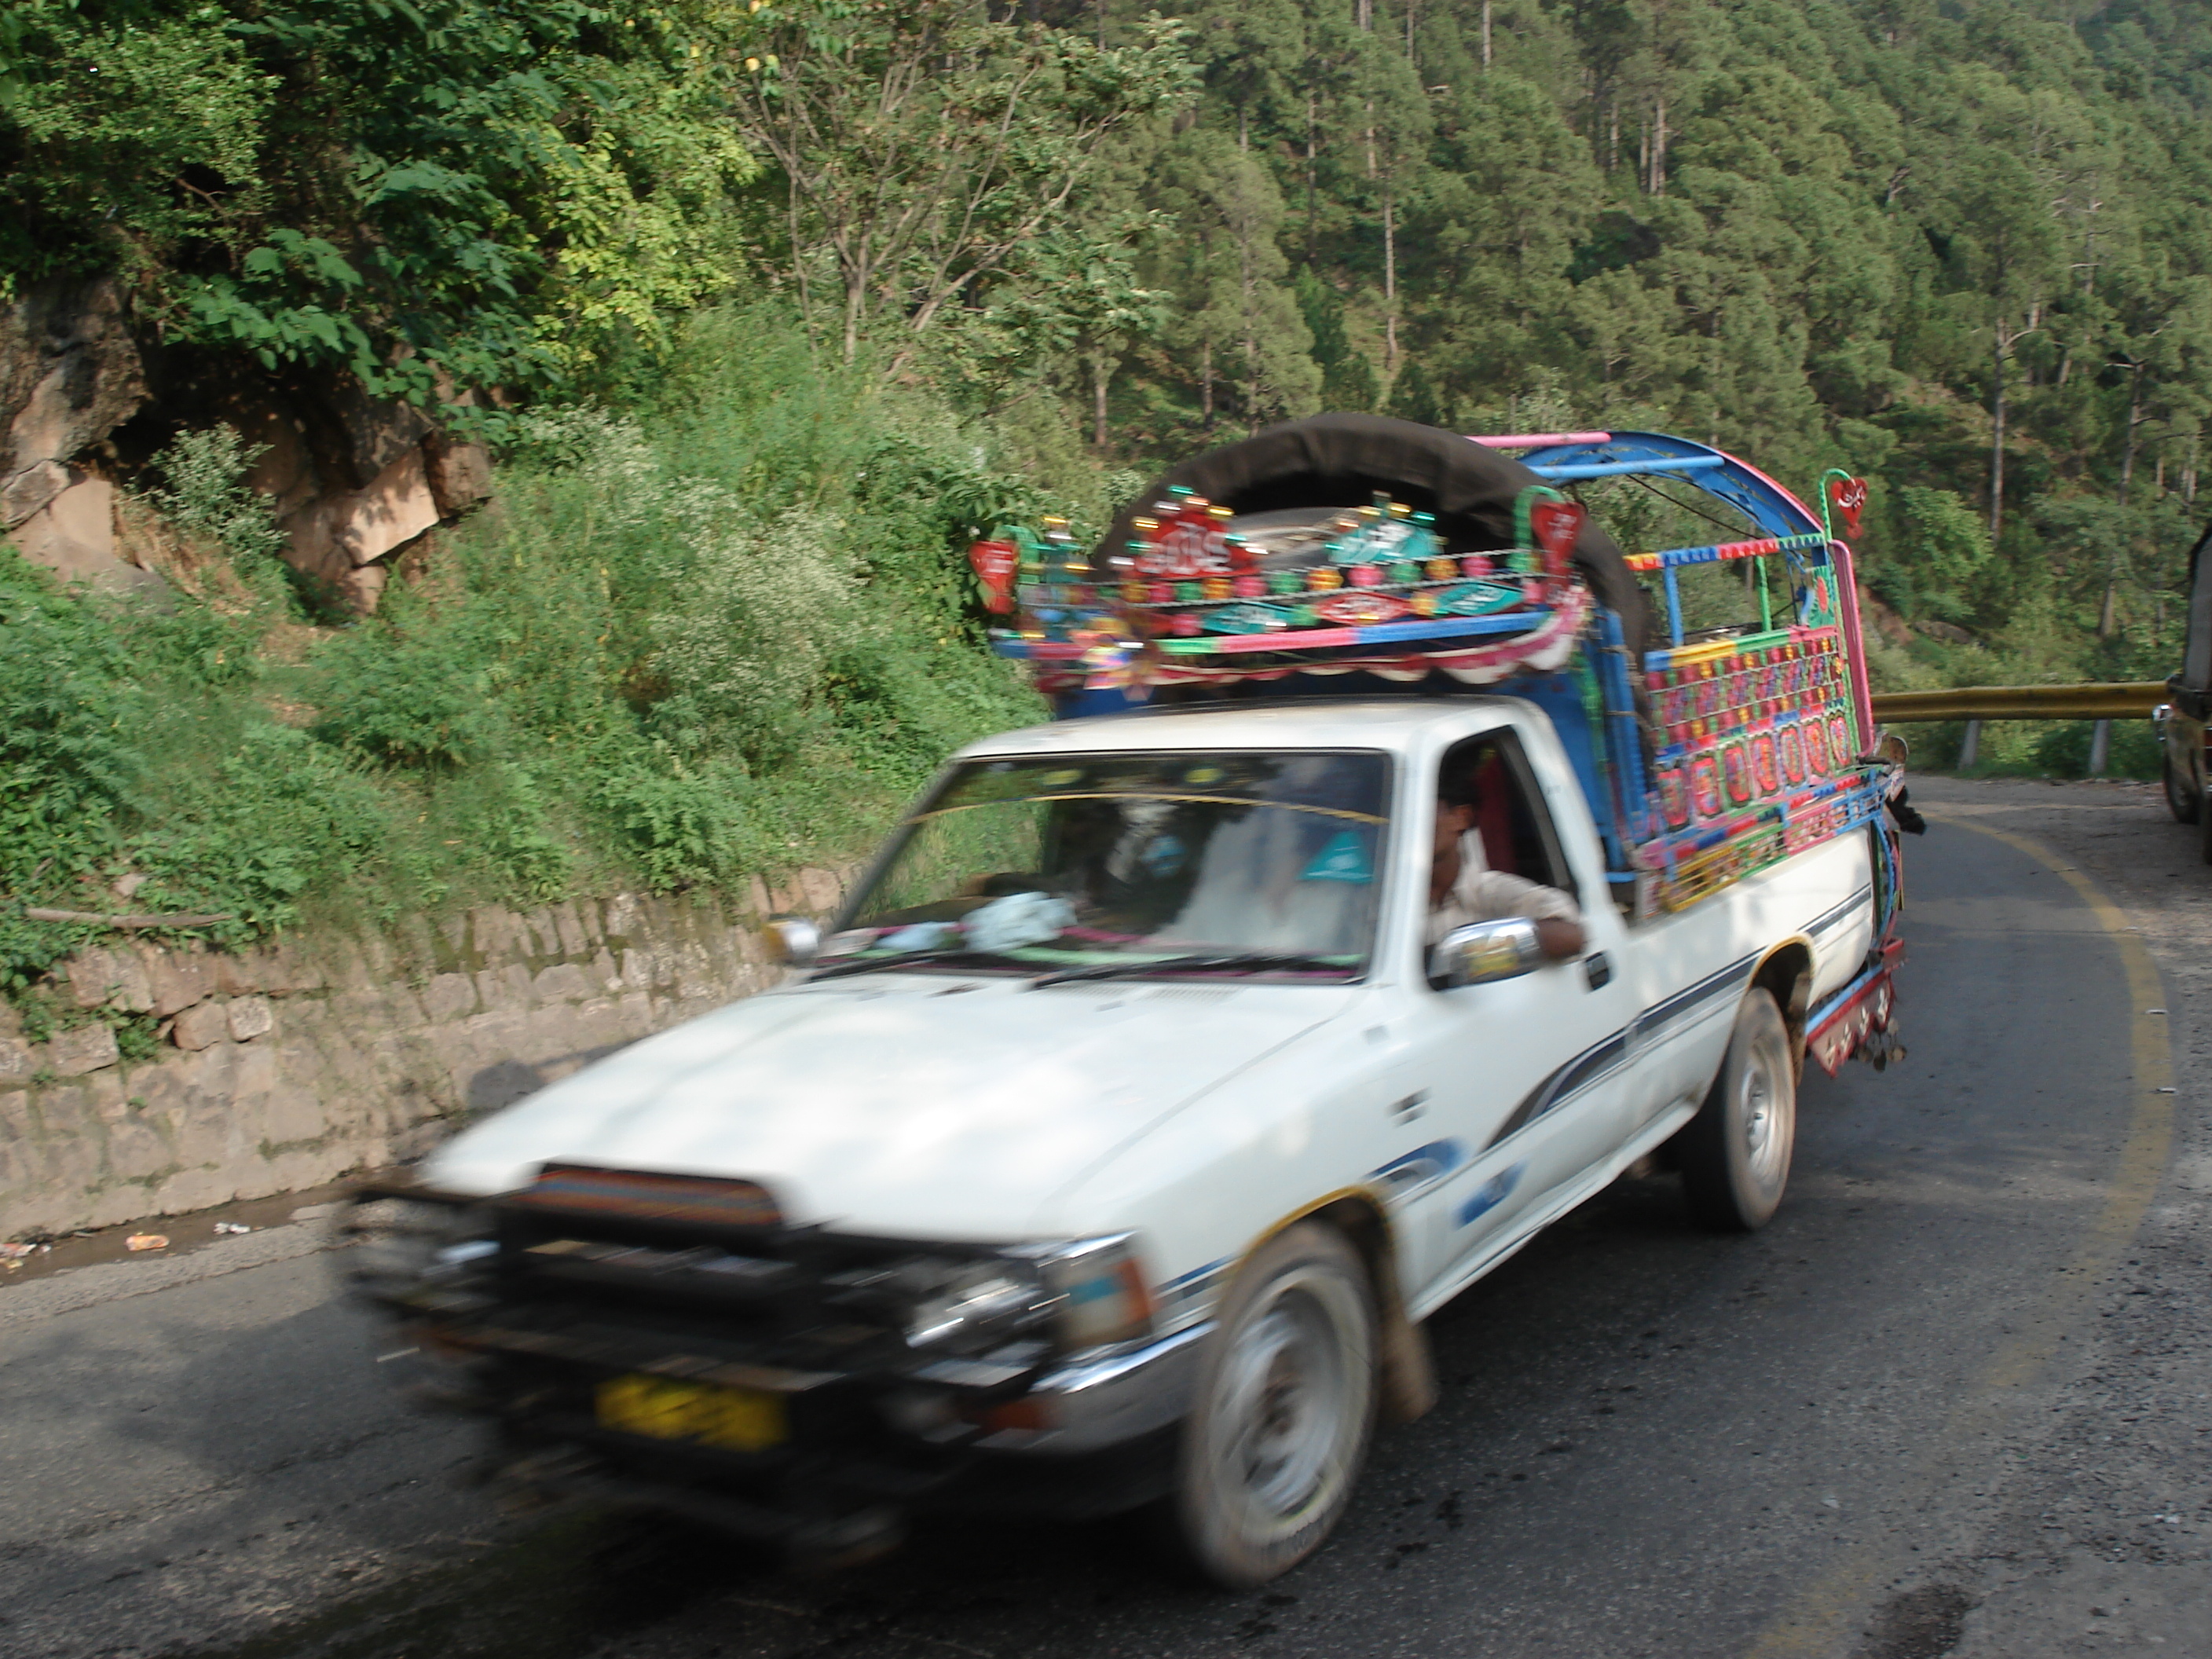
<box><xmin>1869</xmin><ymin>682</ymin><xmax>2167</xmax><ymax>723</ymax></box>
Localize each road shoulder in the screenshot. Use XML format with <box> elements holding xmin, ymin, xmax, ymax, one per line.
<box><xmin>1900</xmin><ymin>776</ymin><xmax>2210</xmax><ymax>1659</ymax></box>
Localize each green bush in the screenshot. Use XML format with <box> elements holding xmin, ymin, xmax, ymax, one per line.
<box><xmin>139</xmin><ymin>427</ymin><xmax>287</xmax><ymax>569</ymax></box>
<box><xmin>2029</xmin><ymin>720</ymin><xmax>2162</xmax><ymax>782</ymax></box>
<box><xmin>309</xmin><ymin>626</ymin><xmax>495</xmax><ymax>768</ymax></box>
<box><xmin>127</xmin><ymin>723</ymin><xmax>395</xmax><ymax>938</ymax></box>
<box><xmin>0</xmin><ymin>303</ymin><xmax>1058</xmax><ymax>1006</ymax></box>
<box><xmin>593</xmin><ymin>757</ymin><xmax>755</xmax><ymax>892</ymax></box>
<box><xmin>1913</xmin><ymin>716</ymin><xmax>2162</xmax><ymax>781</ymax></box>
<box><xmin>0</xmin><ymin>549</ymin><xmax>138</xmax><ymax>991</ymax></box>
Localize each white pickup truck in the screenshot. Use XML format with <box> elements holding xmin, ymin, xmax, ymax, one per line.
<box><xmin>350</xmin><ymin>417</ymin><xmax>1907</xmax><ymax>1585</ymax></box>
<box><xmin>357</xmin><ymin>693</ymin><xmax>1886</xmax><ymax>1585</ymax></box>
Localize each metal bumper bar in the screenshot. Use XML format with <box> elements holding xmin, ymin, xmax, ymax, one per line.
<box><xmin>982</xmin><ymin>1321</ymin><xmax>1214</xmax><ymax>1455</ymax></box>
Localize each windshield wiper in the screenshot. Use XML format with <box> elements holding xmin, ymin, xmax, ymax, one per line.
<box><xmin>1029</xmin><ymin>952</ymin><xmax>1353</xmax><ymax>989</ymax></box>
<box><xmin>809</xmin><ymin>949</ymin><xmax>1031</xmax><ymax>983</ymax></box>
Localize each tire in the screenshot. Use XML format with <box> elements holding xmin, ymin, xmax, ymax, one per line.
<box><xmin>1679</xmin><ymin>990</ymin><xmax>1796</xmax><ymax>1232</ymax></box>
<box><xmin>2199</xmin><ymin>787</ymin><xmax>2212</xmax><ymax>866</ymax></box>
<box><xmin>1163</xmin><ymin>1222</ymin><xmax>1377</xmax><ymax>1588</ymax></box>
<box><xmin>2165</xmin><ymin>752</ymin><xmax>2200</xmax><ymax>824</ymax></box>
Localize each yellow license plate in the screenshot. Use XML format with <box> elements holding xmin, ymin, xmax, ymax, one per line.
<box><xmin>595</xmin><ymin>1373</ymin><xmax>788</xmax><ymax>1452</ymax></box>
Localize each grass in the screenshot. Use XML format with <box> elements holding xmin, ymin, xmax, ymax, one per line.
<box><xmin>0</xmin><ymin>305</ymin><xmax>1061</xmax><ymax>1009</ymax></box>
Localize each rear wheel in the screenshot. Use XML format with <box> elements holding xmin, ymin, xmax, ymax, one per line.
<box><xmin>1679</xmin><ymin>990</ymin><xmax>1796</xmax><ymax>1232</ymax></box>
<box><xmin>2165</xmin><ymin>751</ymin><xmax>2200</xmax><ymax>824</ymax></box>
<box><xmin>1164</xmin><ymin>1223</ymin><xmax>1376</xmax><ymax>1588</ymax></box>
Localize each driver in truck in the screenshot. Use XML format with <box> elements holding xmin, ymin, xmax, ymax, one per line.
<box><xmin>1427</xmin><ymin>749</ymin><xmax>1586</xmax><ymax>960</ymax></box>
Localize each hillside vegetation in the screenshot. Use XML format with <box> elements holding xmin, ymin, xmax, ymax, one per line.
<box><xmin>5</xmin><ymin>0</ymin><xmax>2212</xmax><ymax>1004</ymax></box>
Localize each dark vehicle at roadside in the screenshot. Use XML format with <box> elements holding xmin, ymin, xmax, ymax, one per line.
<box><xmin>2156</xmin><ymin>520</ymin><xmax>2212</xmax><ymax>857</ymax></box>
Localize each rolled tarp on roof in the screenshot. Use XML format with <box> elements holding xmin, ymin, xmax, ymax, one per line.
<box><xmin>1092</xmin><ymin>412</ymin><xmax>1652</xmax><ymax>665</ymax></box>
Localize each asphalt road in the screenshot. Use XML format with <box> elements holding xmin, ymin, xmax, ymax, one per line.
<box><xmin>2</xmin><ymin>777</ymin><xmax>2206</xmax><ymax>1659</ymax></box>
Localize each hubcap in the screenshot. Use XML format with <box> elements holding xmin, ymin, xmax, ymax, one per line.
<box><xmin>1210</xmin><ymin>1275</ymin><xmax>1356</xmax><ymax>1535</ymax></box>
<box><xmin>1738</xmin><ymin>1039</ymin><xmax>1791</xmax><ymax>1192</ymax></box>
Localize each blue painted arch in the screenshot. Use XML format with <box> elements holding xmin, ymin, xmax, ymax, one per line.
<box><xmin>1518</xmin><ymin>431</ymin><xmax>1824</xmax><ymax>540</ymax></box>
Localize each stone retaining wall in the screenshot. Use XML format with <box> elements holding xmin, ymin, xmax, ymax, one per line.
<box><xmin>0</xmin><ymin>871</ymin><xmax>851</xmax><ymax>1238</ymax></box>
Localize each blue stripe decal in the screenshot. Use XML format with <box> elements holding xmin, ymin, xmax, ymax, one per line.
<box><xmin>1481</xmin><ymin>1030</ymin><xmax>1631</xmax><ymax>1152</ymax></box>
<box><xmin>1456</xmin><ymin>1162</ymin><xmax>1526</xmax><ymax>1227</ymax></box>
<box><xmin>1632</xmin><ymin>951</ymin><xmax>1759</xmax><ymax>1047</ymax></box>
<box><xmin>1159</xmin><ymin>1257</ymin><xmax>1232</xmax><ymax>1292</ymax></box>
<box><xmin>1806</xmin><ymin>886</ymin><xmax>1871</xmax><ymax>938</ymax></box>
<box><xmin>1541</xmin><ymin>1033</ymin><xmax>1628</xmax><ymax>1118</ymax></box>
<box><xmin>1481</xmin><ymin>954</ymin><xmax>1756</xmax><ymax>1155</ymax></box>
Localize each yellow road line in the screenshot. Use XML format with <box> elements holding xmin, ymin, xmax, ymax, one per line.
<box><xmin>1744</xmin><ymin>811</ymin><xmax>2177</xmax><ymax>1659</ymax></box>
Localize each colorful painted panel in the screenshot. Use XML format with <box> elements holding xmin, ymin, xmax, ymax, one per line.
<box><xmin>1637</xmin><ymin>622</ymin><xmax>1876</xmax><ymax>913</ymax></box>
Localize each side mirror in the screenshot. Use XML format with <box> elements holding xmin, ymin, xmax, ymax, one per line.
<box><xmin>764</xmin><ymin>916</ymin><xmax>819</xmax><ymax>967</ymax></box>
<box><xmin>1429</xmin><ymin>917</ymin><xmax>1543</xmax><ymax>987</ymax></box>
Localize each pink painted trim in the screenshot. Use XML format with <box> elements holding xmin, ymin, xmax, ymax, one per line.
<box><xmin>1467</xmin><ymin>431</ymin><xmax>1611</xmax><ymax>449</ymax></box>
<box><xmin>1826</xmin><ymin>538</ymin><xmax>1877</xmax><ymax>750</ymax></box>
<box><xmin>1214</xmin><ymin>625</ymin><xmax>1360</xmax><ymax>652</ymax></box>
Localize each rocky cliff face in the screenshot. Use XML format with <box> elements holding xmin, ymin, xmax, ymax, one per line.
<box><xmin>1</xmin><ymin>277</ymin><xmax>493</xmax><ymax>611</ymax></box>
<box><xmin>0</xmin><ymin>279</ymin><xmax>162</xmax><ymax>599</ymax></box>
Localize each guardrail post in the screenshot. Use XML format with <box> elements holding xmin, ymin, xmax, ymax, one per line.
<box><xmin>1958</xmin><ymin>720</ymin><xmax>1980</xmax><ymax>769</ymax></box>
<box><xmin>2088</xmin><ymin>719</ymin><xmax>2111</xmax><ymax>777</ymax></box>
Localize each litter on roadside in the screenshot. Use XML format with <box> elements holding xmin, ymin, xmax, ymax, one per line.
<box><xmin>0</xmin><ymin>1242</ymin><xmax>35</xmax><ymax>1261</ymax></box>
<box><xmin>213</xmin><ymin>1221</ymin><xmax>253</xmax><ymax>1235</ymax></box>
<box><xmin>125</xmin><ymin>1233</ymin><xmax>170</xmax><ymax>1251</ymax></box>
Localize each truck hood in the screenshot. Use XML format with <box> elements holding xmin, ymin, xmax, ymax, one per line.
<box><xmin>424</xmin><ymin>974</ymin><xmax>1350</xmax><ymax>1240</ymax></box>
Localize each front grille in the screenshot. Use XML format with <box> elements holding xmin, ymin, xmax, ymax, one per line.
<box><xmin>375</xmin><ymin>1180</ymin><xmax>1045</xmax><ymax>1393</ymax></box>
<box><xmin>354</xmin><ymin>1170</ymin><xmax>1060</xmax><ymax>1503</ymax></box>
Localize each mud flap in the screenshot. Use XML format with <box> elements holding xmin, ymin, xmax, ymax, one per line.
<box><xmin>1806</xmin><ymin>939</ymin><xmax>1905</xmax><ymax>1076</ymax></box>
<box><xmin>1379</xmin><ymin>1301</ymin><xmax>1438</xmax><ymax>1424</ymax></box>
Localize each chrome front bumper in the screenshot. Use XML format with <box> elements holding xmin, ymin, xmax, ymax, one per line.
<box><xmin>979</xmin><ymin>1320</ymin><xmax>1214</xmax><ymax>1455</ymax></box>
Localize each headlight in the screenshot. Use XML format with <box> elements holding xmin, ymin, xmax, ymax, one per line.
<box><xmin>1023</xmin><ymin>1234</ymin><xmax>1155</xmax><ymax>1352</ymax></box>
<box><xmin>888</xmin><ymin>1236</ymin><xmax>1155</xmax><ymax>1357</ymax></box>
<box><xmin>904</xmin><ymin>1260</ymin><xmax>1050</xmax><ymax>1349</ymax></box>
<box><xmin>339</xmin><ymin>1190</ymin><xmax>491</xmax><ymax>1307</ymax></box>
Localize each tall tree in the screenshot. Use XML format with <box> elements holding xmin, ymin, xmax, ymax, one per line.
<box><xmin>1944</xmin><ymin>148</ymin><xmax>2065</xmax><ymax>543</ymax></box>
<box><xmin>1348</xmin><ymin>32</ymin><xmax>1430</xmax><ymax>374</ymax></box>
<box><xmin>1155</xmin><ymin>130</ymin><xmax>1320</xmax><ymax>430</ymax></box>
<box><xmin>731</xmin><ymin>0</ymin><xmax>1192</xmax><ymax>372</ymax></box>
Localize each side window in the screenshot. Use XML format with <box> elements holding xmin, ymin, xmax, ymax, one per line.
<box><xmin>1434</xmin><ymin>731</ymin><xmax>1577</xmax><ymax>904</ymax></box>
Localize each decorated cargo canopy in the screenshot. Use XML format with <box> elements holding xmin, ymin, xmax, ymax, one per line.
<box><xmin>976</xmin><ymin>415</ymin><xmax>1650</xmax><ymax>694</ymax></box>
<box><xmin>973</xmin><ymin>416</ymin><xmax>1903</xmax><ymax>1036</ymax></box>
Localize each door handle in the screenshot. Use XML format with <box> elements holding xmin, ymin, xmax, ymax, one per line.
<box><xmin>1389</xmin><ymin>1090</ymin><xmax>1429</xmax><ymax>1122</ymax></box>
<box><xmin>1584</xmin><ymin>951</ymin><xmax>1613</xmax><ymax>991</ymax></box>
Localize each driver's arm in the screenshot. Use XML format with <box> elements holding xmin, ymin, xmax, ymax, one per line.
<box><xmin>1463</xmin><ymin>870</ymin><xmax>1586</xmax><ymax>961</ymax></box>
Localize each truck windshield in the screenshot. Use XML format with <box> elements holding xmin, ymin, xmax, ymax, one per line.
<box><xmin>822</xmin><ymin>751</ymin><xmax>1391</xmax><ymax>980</ymax></box>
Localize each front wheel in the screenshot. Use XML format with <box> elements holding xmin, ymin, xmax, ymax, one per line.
<box><xmin>1679</xmin><ymin>989</ymin><xmax>1797</xmax><ymax>1232</ymax></box>
<box><xmin>2165</xmin><ymin>751</ymin><xmax>2200</xmax><ymax>824</ymax></box>
<box><xmin>1164</xmin><ymin>1222</ymin><xmax>1377</xmax><ymax>1588</ymax></box>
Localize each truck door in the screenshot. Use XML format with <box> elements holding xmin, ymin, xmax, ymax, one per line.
<box><xmin>1386</xmin><ymin>728</ymin><xmax>1641</xmax><ymax>1302</ymax></box>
